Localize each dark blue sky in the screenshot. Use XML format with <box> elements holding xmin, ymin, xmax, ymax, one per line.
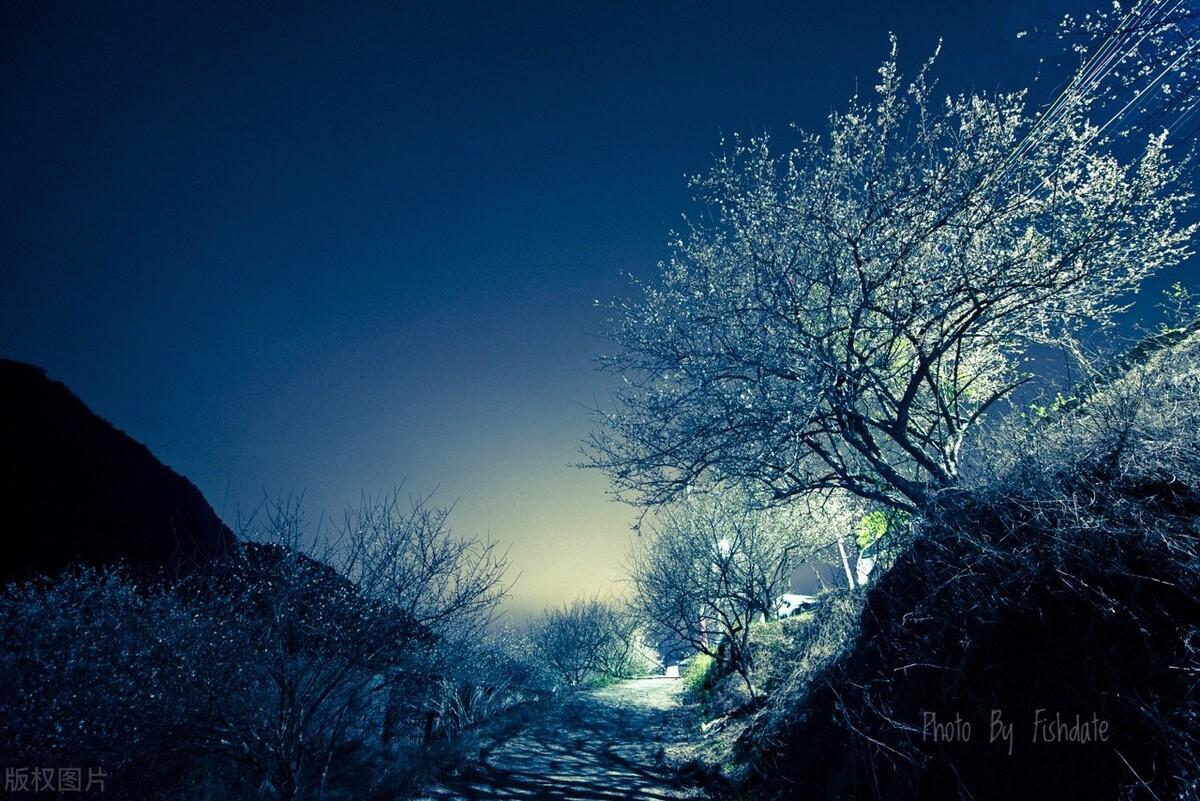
<box><xmin>2</xmin><ymin>0</ymin><xmax>1097</xmax><ymax>615</ymax></box>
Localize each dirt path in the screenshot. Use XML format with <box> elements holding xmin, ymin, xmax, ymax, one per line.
<box><xmin>420</xmin><ymin>677</ymin><xmax>706</xmax><ymax>800</ymax></box>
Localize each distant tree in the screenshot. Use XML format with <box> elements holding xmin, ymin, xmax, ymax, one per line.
<box><xmin>629</xmin><ymin>493</ymin><xmax>805</xmax><ymax>696</ymax></box>
<box><xmin>528</xmin><ymin>598</ymin><xmax>655</xmax><ymax>687</ymax></box>
<box><xmin>593</xmin><ymin>603</ymin><xmax>662</xmax><ymax>679</ymax></box>
<box><xmin>588</xmin><ymin>39</ymin><xmax>1195</xmax><ymax>515</ymax></box>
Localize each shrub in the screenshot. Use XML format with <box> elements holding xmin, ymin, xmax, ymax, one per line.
<box><xmin>681</xmin><ymin>653</ymin><xmax>718</xmax><ymax>701</ymax></box>
<box><xmin>0</xmin><ymin>568</ymin><xmax>214</xmax><ymax>797</ymax></box>
<box><xmin>0</xmin><ymin>491</ymin><xmax>517</xmax><ymax>801</ymax></box>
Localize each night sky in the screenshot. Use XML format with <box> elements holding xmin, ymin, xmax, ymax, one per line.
<box><xmin>2</xmin><ymin>0</ymin><xmax>1098</xmax><ymax>617</ymax></box>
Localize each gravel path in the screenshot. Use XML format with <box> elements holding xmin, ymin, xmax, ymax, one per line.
<box><xmin>421</xmin><ymin>677</ymin><xmax>706</xmax><ymax>800</ymax></box>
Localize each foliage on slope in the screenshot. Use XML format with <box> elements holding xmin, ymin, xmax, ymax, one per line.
<box><xmin>738</xmin><ymin>326</ymin><xmax>1200</xmax><ymax>800</ymax></box>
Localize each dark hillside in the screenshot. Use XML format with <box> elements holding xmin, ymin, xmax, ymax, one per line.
<box><xmin>0</xmin><ymin>359</ymin><xmax>236</xmax><ymax>583</ymax></box>
<box><xmin>741</xmin><ymin>328</ymin><xmax>1200</xmax><ymax>801</ymax></box>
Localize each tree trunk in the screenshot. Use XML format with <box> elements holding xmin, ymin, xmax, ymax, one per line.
<box><xmin>837</xmin><ymin>535</ymin><xmax>856</xmax><ymax>589</ymax></box>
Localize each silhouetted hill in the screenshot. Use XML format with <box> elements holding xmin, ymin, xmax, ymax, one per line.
<box><xmin>0</xmin><ymin>359</ymin><xmax>236</xmax><ymax>583</ymax></box>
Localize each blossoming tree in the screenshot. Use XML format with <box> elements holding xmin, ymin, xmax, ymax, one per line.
<box><xmin>589</xmin><ymin>40</ymin><xmax>1195</xmax><ymax>513</ymax></box>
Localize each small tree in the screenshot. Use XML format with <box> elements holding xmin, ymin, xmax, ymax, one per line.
<box><xmin>593</xmin><ymin>603</ymin><xmax>662</xmax><ymax>679</ymax></box>
<box><xmin>629</xmin><ymin>493</ymin><xmax>804</xmax><ymax>696</ymax></box>
<box><xmin>223</xmin><ymin>490</ymin><xmax>510</xmax><ymax>800</ymax></box>
<box><xmin>588</xmin><ymin>39</ymin><xmax>1194</xmax><ymax>515</ymax></box>
<box><xmin>528</xmin><ymin>598</ymin><xmax>650</xmax><ymax>687</ymax></box>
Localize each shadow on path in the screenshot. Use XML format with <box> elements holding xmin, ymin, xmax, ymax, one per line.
<box><xmin>421</xmin><ymin>678</ymin><xmax>704</xmax><ymax>800</ymax></box>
